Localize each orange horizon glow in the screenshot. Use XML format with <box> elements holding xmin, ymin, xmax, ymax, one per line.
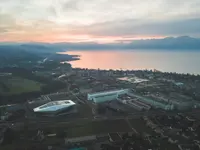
<box><xmin>0</xmin><ymin>34</ymin><xmax>166</xmax><ymax>43</ymax></box>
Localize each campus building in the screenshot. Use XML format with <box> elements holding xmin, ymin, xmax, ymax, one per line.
<box><xmin>33</xmin><ymin>100</ymin><xmax>76</xmax><ymax>116</ymax></box>
<box><xmin>128</xmin><ymin>94</ymin><xmax>174</xmax><ymax>110</ymax></box>
<box><xmin>87</xmin><ymin>89</ymin><xmax>129</xmax><ymax>103</ymax></box>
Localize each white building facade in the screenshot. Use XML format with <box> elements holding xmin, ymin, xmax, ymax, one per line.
<box><xmin>87</xmin><ymin>89</ymin><xmax>129</xmax><ymax>103</ymax></box>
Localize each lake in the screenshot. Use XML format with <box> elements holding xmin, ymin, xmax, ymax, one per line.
<box><xmin>59</xmin><ymin>50</ymin><xmax>200</xmax><ymax>75</ymax></box>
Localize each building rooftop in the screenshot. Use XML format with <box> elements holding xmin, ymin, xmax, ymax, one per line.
<box><xmin>169</xmin><ymin>93</ymin><xmax>193</xmax><ymax>103</ymax></box>
<box><xmin>33</xmin><ymin>100</ymin><xmax>76</xmax><ymax>112</ymax></box>
<box><xmin>65</xmin><ymin>135</ymin><xmax>96</xmax><ymax>143</ymax></box>
<box><xmin>88</xmin><ymin>89</ymin><xmax>128</xmax><ymax>96</ymax></box>
<box><xmin>128</xmin><ymin>100</ymin><xmax>151</xmax><ymax>109</ymax></box>
<box><xmin>147</xmin><ymin>96</ymin><xmax>170</xmax><ymax>105</ymax></box>
<box><xmin>118</xmin><ymin>76</ymin><xmax>149</xmax><ymax>83</ymax></box>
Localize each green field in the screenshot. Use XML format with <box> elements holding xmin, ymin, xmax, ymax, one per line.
<box><xmin>0</xmin><ymin>76</ymin><xmax>43</xmax><ymax>95</ymax></box>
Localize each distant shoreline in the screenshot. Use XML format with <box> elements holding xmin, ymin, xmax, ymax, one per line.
<box><xmin>55</xmin><ymin>52</ymin><xmax>80</xmax><ymax>62</ymax></box>
<box><xmin>59</xmin><ymin>50</ymin><xmax>200</xmax><ymax>75</ymax></box>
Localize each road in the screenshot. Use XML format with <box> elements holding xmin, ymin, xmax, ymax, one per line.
<box><xmin>69</xmin><ymin>91</ymin><xmax>85</xmax><ymax>104</ymax></box>
<box><xmin>125</xmin><ymin>117</ymin><xmax>138</xmax><ymax>134</ymax></box>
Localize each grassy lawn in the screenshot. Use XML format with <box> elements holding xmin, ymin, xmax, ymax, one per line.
<box><xmin>0</xmin><ymin>77</ymin><xmax>43</xmax><ymax>95</ymax></box>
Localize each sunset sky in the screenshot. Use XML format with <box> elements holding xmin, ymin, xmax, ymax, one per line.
<box><xmin>0</xmin><ymin>0</ymin><xmax>200</xmax><ymax>43</ymax></box>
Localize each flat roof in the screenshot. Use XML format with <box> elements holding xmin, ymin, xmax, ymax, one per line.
<box><xmin>88</xmin><ymin>89</ymin><xmax>128</xmax><ymax>96</ymax></box>
<box><xmin>146</xmin><ymin>96</ymin><xmax>170</xmax><ymax>105</ymax></box>
<box><xmin>118</xmin><ymin>77</ymin><xmax>149</xmax><ymax>83</ymax></box>
<box><xmin>169</xmin><ymin>93</ymin><xmax>192</xmax><ymax>102</ymax></box>
<box><xmin>33</xmin><ymin>100</ymin><xmax>75</xmax><ymax>112</ymax></box>
<box><xmin>65</xmin><ymin>135</ymin><xmax>96</xmax><ymax>143</ymax></box>
<box><xmin>129</xmin><ymin>100</ymin><xmax>150</xmax><ymax>109</ymax></box>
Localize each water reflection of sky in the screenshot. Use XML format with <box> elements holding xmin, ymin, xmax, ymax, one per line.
<box><xmin>60</xmin><ymin>50</ymin><xmax>200</xmax><ymax>75</ymax></box>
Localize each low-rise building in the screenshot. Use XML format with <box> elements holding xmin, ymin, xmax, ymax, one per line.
<box><xmin>169</xmin><ymin>93</ymin><xmax>193</xmax><ymax>110</ymax></box>
<box><xmin>118</xmin><ymin>97</ymin><xmax>151</xmax><ymax>111</ymax></box>
<box><xmin>88</xmin><ymin>89</ymin><xmax>129</xmax><ymax>103</ymax></box>
<box><xmin>128</xmin><ymin>93</ymin><xmax>174</xmax><ymax>110</ymax></box>
<box><xmin>65</xmin><ymin>135</ymin><xmax>96</xmax><ymax>145</ymax></box>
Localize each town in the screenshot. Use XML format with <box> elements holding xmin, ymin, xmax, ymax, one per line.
<box><xmin>1</xmin><ymin>50</ymin><xmax>200</xmax><ymax>150</ymax></box>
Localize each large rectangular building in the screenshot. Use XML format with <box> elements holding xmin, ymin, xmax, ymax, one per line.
<box><xmin>127</xmin><ymin>100</ymin><xmax>151</xmax><ymax>111</ymax></box>
<box><xmin>168</xmin><ymin>93</ymin><xmax>193</xmax><ymax>110</ymax></box>
<box><xmin>87</xmin><ymin>89</ymin><xmax>129</xmax><ymax>103</ymax></box>
<box><xmin>127</xmin><ymin>93</ymin><xmax>174</xmax><ymax>110</ymax></box>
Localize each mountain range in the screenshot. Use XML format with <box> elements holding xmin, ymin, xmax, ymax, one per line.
<box><xmin>0</xmin><ymin>36</ymin><xmax>200</xmax><ymax>51</ymax></box>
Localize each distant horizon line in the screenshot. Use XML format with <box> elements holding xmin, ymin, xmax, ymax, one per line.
<box><xmin>0</xmin><ymin>35</ymin><xmax>199</xmax><ymax>44</ymax></box>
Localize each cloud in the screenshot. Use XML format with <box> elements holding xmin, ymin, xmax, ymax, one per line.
<box><xmin>62</xmin><ymin>0</ymin><xmax>79</xmax><ymax>11</ymax></box>
<box><xmin>1</xmin><ymin>0</ymin><xmax>200</xmax><ymax>42</ymax></box>
<box><xmin>1</xmin><ymin>0</ymin><xmax>200</xmax><ymax>23</ymax></box>
<box><xmin>67</xmin><ymin>17</ymin><xmax>200</xmax><ymax>38</ymax></box>
<box><xmin>0</xmin><ymin>13</ymin><xmax>17</xmax><ymax>35</ymax></box>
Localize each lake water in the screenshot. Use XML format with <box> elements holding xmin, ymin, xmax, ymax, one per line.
<box><xmin>59</xmin><ymin>50</ymin><xmax>200</xmax><ymax>75</ymax></box>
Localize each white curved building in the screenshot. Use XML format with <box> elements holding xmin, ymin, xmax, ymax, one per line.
<box><xmin>33</xmin><ymin>100</ymin><xmax>76</xmax><ymax>116</ymax></box>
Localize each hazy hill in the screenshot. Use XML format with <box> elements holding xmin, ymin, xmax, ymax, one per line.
<box><xmin>1</xmin><ymin>36</ymin><xmax>200</xmax><ymax>50</ymax></box>
<box><xmin>125</xmin><ymin>36</ymin><xmax>200</xmax><ymax>49</ymax></box>
<box><xmin>52</xmin><ymin>36</ymin><xmax>200</xmax><ymax>50</ymax></box>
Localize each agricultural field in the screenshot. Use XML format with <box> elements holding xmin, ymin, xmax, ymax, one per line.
<box><xmin>0</xmin><ymin>76</ymin><xmax>44</xmax><ymax>95</ymax></box>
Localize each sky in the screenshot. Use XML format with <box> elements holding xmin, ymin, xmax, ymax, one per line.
<box><xmin>0</xmin><ymin>0</ymin><xmax>200</xmax><ymax>43</ymax></box>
